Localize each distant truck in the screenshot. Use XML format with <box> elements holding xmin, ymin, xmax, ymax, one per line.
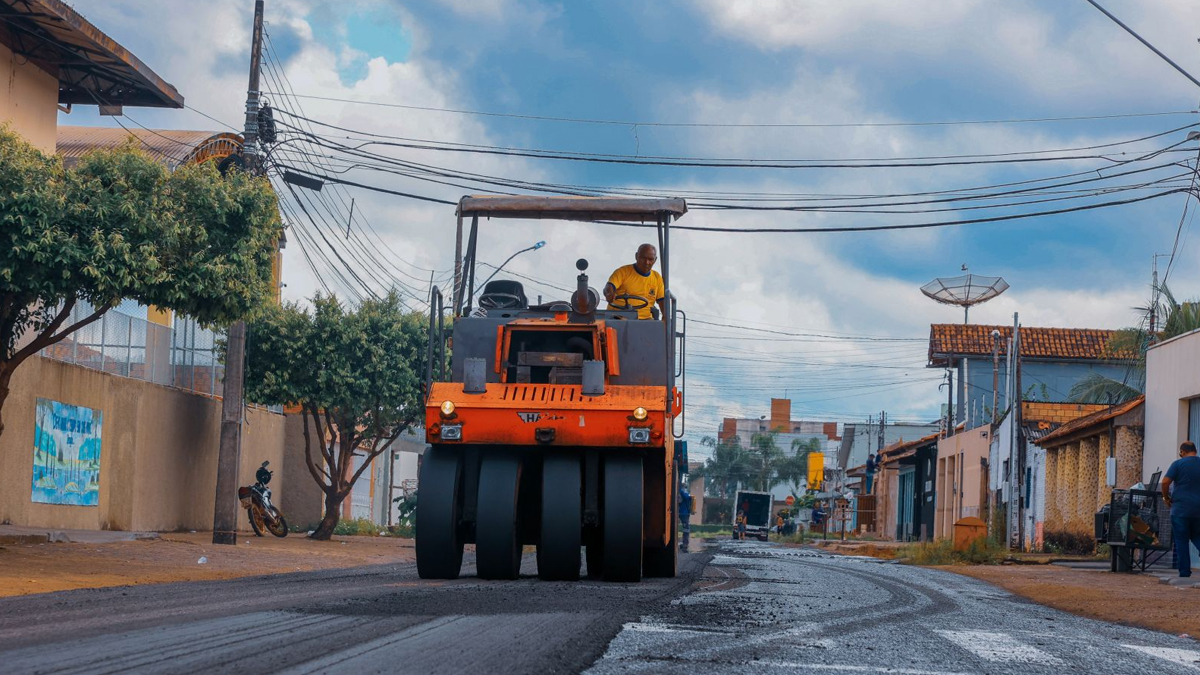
<box><xmin>733</xmin><ymin>490</ymin><xmax>772</xmax><ymax>541</ymax></box>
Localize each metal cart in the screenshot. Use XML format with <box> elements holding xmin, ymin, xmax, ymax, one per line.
<box><xmin>1106</xmin><ymin>488</ymin><xmax>1173</xmax><ymax>573</ymax></box>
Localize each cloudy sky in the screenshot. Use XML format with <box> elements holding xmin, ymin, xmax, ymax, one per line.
<box><xmin>64</xmin><ymin>0</ymin><xmax>1200</xmax><ymax>453</ymax></box>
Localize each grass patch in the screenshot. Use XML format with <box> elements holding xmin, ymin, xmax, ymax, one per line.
<box><xmin>896</xmin><ymin>538</ymin><xmax>1006</xmax><ymax>566</ymax></box>
<box><xmin>772</xmin><ymin>530</ymin><xmax>813</xmax><ymax>545</ymax></box>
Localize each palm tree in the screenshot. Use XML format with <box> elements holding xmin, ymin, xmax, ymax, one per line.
<box><xmin>747</xmin><ymin>431</ymin><xmax>785</xmax><ymax>491</ymax></box>
<box><xmin>695</xmin><ymin>435</ymin><xmax>751</xmax><ymax>498</ymax></box>
<box><xmin>778</xmin><ymin>437</ymin><xmax>819</xmax><ymax>494</ymax></box>
<box><xmin>1070</xmin><ymin>283</ymin><xmax>1200</xmax><ymax>403</ymax></box>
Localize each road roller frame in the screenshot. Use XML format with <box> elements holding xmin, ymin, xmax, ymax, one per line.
<box><xmin>416</xmin><ymin>196</ymin><xmax>688</xmax><ymax>582</ymax></box>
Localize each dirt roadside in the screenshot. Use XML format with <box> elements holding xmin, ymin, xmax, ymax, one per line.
<box><xmin>0</xmin><ymin>531</ymin><xmax>415</xmax><ymax>598</ymax></box>
<box><xmin>945</xmin><ymin>564</ymin><xmax>1200</xmax><ymax>638</ymax></box>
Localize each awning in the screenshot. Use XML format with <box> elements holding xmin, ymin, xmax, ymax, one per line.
<box><xmin>0</xmin><ymin>0</ymin><xmax>182</xmax><ymax>108</ymax></box>
<box><xmin>458</xmin><ymin>195</ymin><xmax>687</xmax><ymax>222</ymax></box>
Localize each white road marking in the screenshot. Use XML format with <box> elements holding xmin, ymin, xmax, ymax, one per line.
<box><xmin>1125</xmin><ymin>645</ymin><xmax>1200</xmax><ymax>670</ymax></box>
<box><xmin>750</xmin><ymin>662</ymin><xmax>977</xmax><ymax>675</ymax></box>
<box><xmin>935</xmin><ymin>630</ymin><xmax>1061</xmax><ymax>664</ymax></box>
<box><xmin>621</xmin><ymin>622</ymin><xmax>729</xmax><ymax>635</ymax></box>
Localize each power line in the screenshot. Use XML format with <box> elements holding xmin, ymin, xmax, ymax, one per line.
<box><xmin>273</xmin><ymin>115</ymin><xmax>1200</xmax><ymax>170</ymax></box>
<box><xmin>1083</xmin><ymin>0</ymin><xmax>1200</xmax><ymax>90</ymax></box>
<box><xmin>274</xmin><ymin>167</ymin><xmax>1194</xmax><ymax>234</ymax></box>
<box><xmin>274</xmin><ymin>109</ymin><xmax>1197</xmax><ymax>165</ymax></box>
<box><xmin>260</xmin><ymin>92</ymin><xmax>1197</xmax><ymax>128</ymax></box>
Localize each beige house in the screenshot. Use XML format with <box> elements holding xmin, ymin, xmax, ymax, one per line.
<box><xmin>1145</xmin><ymin>330</ymin><xmax>1200</xmax><ymax>478</ymax></box>
<box><xmin>933</xmin><ymin>426</ymin><xmax>991</xmax><ymax>540</ymax></box>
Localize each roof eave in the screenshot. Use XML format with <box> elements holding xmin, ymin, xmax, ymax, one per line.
<box><xmin>0</xmin><ymin>0</ymin><xmax>182</xmax><ymax>109</ymax></box>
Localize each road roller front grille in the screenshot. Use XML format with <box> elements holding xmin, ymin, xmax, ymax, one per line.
<box><xmin>501</xmin><ymin>385</ymin><xmax>580</xmax><ymax>403</ymax></box>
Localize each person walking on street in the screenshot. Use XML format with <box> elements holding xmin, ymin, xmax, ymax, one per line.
<box><xmin>678</xmin><ymin>487</ymin><xmax>692</xmax><ymax>552</ymax></box>
<box><xmin>865</xmin><ymin>453</ymin><xmax>877</xmax><ymax>495</ymax></box>
<box><xmin>1162</xmin><ymin>440</ymin><xmax>1200</xmax><ymax>577</ymax></box>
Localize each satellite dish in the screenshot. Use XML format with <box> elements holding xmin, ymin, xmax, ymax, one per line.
<box><xmin>921</xmin><ymin>268</ymin><xmax>1009</xmax><ymax>323</ymax></box>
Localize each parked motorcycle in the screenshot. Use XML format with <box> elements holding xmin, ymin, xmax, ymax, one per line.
<box><xmin>239</xmin><ymin>461</ymin><xmax>288</xmax><ymax>537</ymax></box>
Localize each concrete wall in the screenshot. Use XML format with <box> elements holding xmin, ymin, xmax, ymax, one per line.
<box><xmin>1145</xmin><ymin>330</ymin><xmax>1200</xmax><ymax>480</ymax></box>
<box><xmin>0</xmin><ymin>356</ymin><xmax>312</xmax><ymax>532</ymax></box>
<box><xmin>1</xmin><ymin>41</ymin><xmax>58</xmax><ymax>153</ymax></box>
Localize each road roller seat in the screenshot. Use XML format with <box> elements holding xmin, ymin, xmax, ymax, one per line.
<box><xmin>478</xmin><ymin>279</ymin><xmax>528</xmax><ymax>310</ymax></box>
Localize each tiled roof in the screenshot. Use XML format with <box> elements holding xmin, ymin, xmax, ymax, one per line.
<box><xmin>1037</xmin><ymin>396</ymin><xmax>1145</xmax><ymax>447</ymax></box>
<box><xmin>928</xmin><ymin>324</ymin><xmax>1137</xmax><ymax>365</ymax></box>
<box><xmin>57</xmin><ymin>126</ymin><xmax>242</xmax><ymax>170</ymax></box>
<box><xmin>879</xmin><ymin>430</ymin><xmax>941</xmax><ymax>464</ymax></box>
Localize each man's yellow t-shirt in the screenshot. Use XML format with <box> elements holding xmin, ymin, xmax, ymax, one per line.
<box><xmin>606</xmin><ymin>264</ymin><xmax>664</xmax><ymax>319</ymax></box>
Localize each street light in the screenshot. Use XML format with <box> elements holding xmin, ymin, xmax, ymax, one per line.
<box><xmin>477</xmin><ymin>240</ymin><xmax>546</xmax><ymax>290</ymax></box>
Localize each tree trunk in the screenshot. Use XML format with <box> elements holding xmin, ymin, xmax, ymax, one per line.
<box><xmin>310</xmin><ymin>490</ymin><xmax>345</xmax><ymax>540</ymax></box>
<box><xmin>0</xmin><ymin>366</ymin><xmax>11</xmax><ymax>440</ymax></box>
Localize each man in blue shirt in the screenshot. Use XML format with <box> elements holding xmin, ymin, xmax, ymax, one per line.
<box><xmin>1162</xmin><ymin>441</ymin><xmax>1200</xmax><ymax>577</ymax></box>
<box><xmin>678</xmin><ymin>487</ymin><xmax>692</xmax><ymax>552</ymax></box>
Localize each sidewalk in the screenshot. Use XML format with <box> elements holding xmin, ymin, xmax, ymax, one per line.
<box><xmin>948</xmin><ymin>562</ymin><xmax>1200</xmax><ymax>638</ymax></box>
<box><xmin>0</xmin><ymin>530</ymin><xmax>415</xmax><ymax>598</ymax></box>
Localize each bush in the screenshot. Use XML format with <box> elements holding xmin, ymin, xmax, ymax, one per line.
<box><xmin>896</xmin><ymin>539</ymin><xmax>956</xmax><ymax>565</ymax></box>
<box><xmin>1044</xmin><ymin>530</ymin><xmax>1096</xmax><ymax>556</ymax></box>
<box><xmin>958</xmin><ymin>537</ymin><xmax>1006</xmax><ymax>564</ymax></box>
<box><xmin>333</xmin><ymin>518</ymin><xmax>387</xmax><ymax>536</ymax></box>
<box><xmin>895</xmin><ymin>538</ymin><xmax>1006</xmax><ymax>565</ymax></box>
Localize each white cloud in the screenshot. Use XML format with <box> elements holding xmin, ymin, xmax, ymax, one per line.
<box><xmin>694</xmin><ymin>0</ymin><xmax>1200</xmax><ymax>105</ymax></box>
<box><xmin>58</xmin><ymin>0</ymin><xmax>1193</xmax><ymax>441</ymax></box>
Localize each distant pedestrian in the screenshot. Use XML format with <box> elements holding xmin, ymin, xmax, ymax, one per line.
<box><xmin>679</xmin><ymin>487</ymin><xmax>692</xmax><ymax>552</ymax></box>
<box><xmin>776</xmin><ymin>514</ymin><xmax>785</xmax><ymax>536</ymax></box>
<box><xmin>1163</xmin><ymin>440</ymin><xmax>1200</xmax><ymax>578</ymax></box>
<box><xmin>736</xmin><ymin>509</ymin><xmax>747</xmax><ymax>540</ymax></box>
<box><xmin>812</xmin><ymin>503</ymin><xmax>826</xmax><ymax>528</ymax></box>
<box><xmin>865</xmin><ymin>453</ymin><xmax>877</xmax><ymax>494</ymax></box>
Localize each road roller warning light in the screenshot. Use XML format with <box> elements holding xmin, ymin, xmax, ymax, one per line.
<box><xmin>416</xmin><ymin>195</ymin><xmax>687</xmax><ymax>584</ymax></box>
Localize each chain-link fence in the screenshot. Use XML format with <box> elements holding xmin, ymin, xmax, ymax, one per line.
<box><xmin>39</xmin><ymin>302</ymin><xmax>224</xmax><ymax>397</ymax></box>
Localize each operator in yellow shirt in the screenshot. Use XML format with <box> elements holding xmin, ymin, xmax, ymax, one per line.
<box><xmin>604</xmin><ymin>244</ymin><xmax>665</xmax><ymax>320</ymax></box>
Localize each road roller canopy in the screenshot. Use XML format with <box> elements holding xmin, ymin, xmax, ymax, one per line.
<box><xmin>457</xmin><ymin>195</ymin><xmax>687</xmax><ymax>222</ymax></box>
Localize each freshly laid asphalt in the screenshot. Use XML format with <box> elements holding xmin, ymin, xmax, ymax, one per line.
<box><xmin>2</xmin><ymin>540</ymin><xmax>1199</xmax><ymax>674</ymax></box>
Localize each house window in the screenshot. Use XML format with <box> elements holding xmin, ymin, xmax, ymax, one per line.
<box><xmin>1189</xmin><ymin>398</ymin><xmax>1200</xmax><ymax>444</ymax></box>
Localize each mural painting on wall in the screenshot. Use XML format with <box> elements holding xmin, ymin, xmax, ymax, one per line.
<box><xmin>31</xmin><ymin>398</ymin><xmax>103</xmax><ymax>506</ymax></box>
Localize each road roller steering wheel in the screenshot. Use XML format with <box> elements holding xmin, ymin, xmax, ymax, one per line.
<box><xmin>609</xmin><ymin>293</ymin><xmax>651</xmax><ymax>311</ymax></box>
<box><xmin>478</xmin><ymin>292</ymin><xmax>525</xmax><ymax>310</ymax></box>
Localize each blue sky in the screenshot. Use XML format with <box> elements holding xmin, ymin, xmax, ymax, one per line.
<box><xmin>62</xmin><ymin>0</ymin><xmax>1200</xmax><ymax>449</ymax></box>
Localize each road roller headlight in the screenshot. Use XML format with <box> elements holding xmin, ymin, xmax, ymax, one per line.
<box><xmin>629</xmin><ymin>427</ymin><xmax>651</xmax><ymax>444</ymax></box>
<box><xmin>632</xmin><ymin>406</ymin><xmax>648</xmax><ymax>421</ymax></box>
<box><xmin>440</xmin><ymin>423</ymin><xmax>462</xmax><ymax>441</ymax></box>
<box><xmin>440</xmin><ymin>400</ymin><xmax>456</xmax><ymax>417</ymax></box>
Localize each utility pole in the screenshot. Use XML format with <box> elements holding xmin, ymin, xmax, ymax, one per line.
<box><xmin>877</xmin><ymin>410</ymin><xmax>886</xmax><ymax>452</ymax></box>
<box><xmin>213</xmin><ymin>0</ymin><xmax>265</xmax><ymax>546</ymax></box>
<box><xmin>1006</xmin><ymin>313</ymin><xmax>1021</xmax><ymax>549</ymax></box>
<box><xmin>990</xmin><ymin>329</ymin><xmax>1001</xmax><ymax>424</ymax></box>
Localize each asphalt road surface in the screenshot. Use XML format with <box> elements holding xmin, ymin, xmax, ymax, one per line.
<box><xmin>2</xmin><ymin>540</ymin><xmax>1199</xmax><ymax>674</ymax></box>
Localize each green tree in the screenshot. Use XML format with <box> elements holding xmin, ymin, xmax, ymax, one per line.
<box><xmin>0</xmin><ymin>127</ymin><xmax>278</xmax><ymax>437</ymax></box>
<box><xmin>1070</xmin><ymin>282</ymin><xmax>1200</xmax><ymax>403</ymax></box>
<box><xmin>243</xmin><ymin>292</ymin><xmax>426</xmax><ymax>540</ymax></box>
<box><xmin>747</xmin><ymin>431</ymin><xmax>785</xmax><ymax>491</ymax></box>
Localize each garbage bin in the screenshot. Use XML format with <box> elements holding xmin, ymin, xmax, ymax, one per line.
<box><xmin>953</xmin><ymin>516</ymin><xmax>987</xmax><ymax>552</ymax></box>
